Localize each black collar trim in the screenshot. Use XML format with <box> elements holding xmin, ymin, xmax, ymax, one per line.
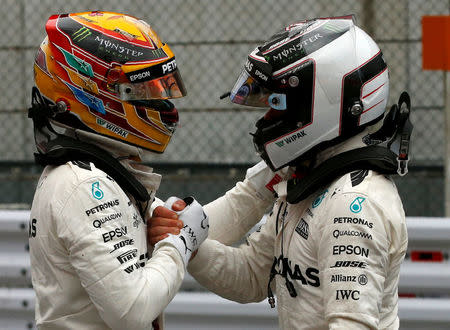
<box><xmin>286</xmin><ymin>145</ymin><xmax>398</xmax><ymax>204</ymax></box>
<box><xmin>34</xmin><ymin>134</ymin><xmax>150</xmax><ymax>203</ymax></box>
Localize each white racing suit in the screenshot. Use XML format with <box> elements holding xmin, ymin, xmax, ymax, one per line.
<box><xmin>28</xmin><ymin>132</ymin><xmax>275</xmax><ymax>330</ymax></box>
<box><xmin>189</xmin><ymin>134</ymin><xmax>408</xmax><ymax>329</ymax></box>
<box><xmin>28</xmin><ymin>134</ymin><xmax>184</xmax><ymax>330</ymax></box>
<box><xmin>29</xmin><ymin>160</ymin><xmax>181</xmax><ymax>330</ymax></box>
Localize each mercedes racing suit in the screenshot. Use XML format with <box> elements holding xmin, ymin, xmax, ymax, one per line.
<box><xmin>29</xmin><ymin>155</ymin><xmax>182</xmax><ymax>329</ymax></box>
<box><xmin>189</xmin><ymin>136</ymin><xmax>408</xmax><ymax>329</ymax></box>
<box><xmin>28</xmin><ymin>131</ymin><xmax>278</xmax><ymax>330</ymax></box>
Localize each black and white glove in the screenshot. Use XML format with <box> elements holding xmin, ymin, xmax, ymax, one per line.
<box><xmin>154</xmin><ymin>196</ymin><xmax>209</xmax><ymax>266</ymax></box>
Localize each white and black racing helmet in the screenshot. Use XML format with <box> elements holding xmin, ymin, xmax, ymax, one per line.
<box><xmin>229</xmin><ymin>16</ymin><xmax>389</xmax><ymax>171</ymax></box>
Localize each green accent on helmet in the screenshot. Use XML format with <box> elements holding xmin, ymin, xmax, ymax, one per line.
<box><xmin>59</xmin><ymin>46</ymin><xmax>94</xmax><ymax>77</ymax></box>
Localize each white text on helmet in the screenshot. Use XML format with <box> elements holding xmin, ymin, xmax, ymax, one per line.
<box><xmin>272</xmin><ymin>33</ymin><xmax>322</xmax><ymax>61</ymax></box>
<box><xmin>264</xmin><ymin>26</ymin><xmax>321</xmax><ymax>54</ymax></box>
<box><xmin>245</xmin><ymin>60</ymin><xmax>253</xmax><ymax>72</ymax></box>
<box><xmin>162</xmin><ymin>59</ymin><xmax>177</xmax><ymax>74</ymax></box>
<box><xmin>95</xmin><ymin>36</ymin><xmax>144</xmax><ymax>57</ymax></box>
<box><xmin>129</xmin><ymin>70</ymin><xmax>151</xmax><ymax>82</ymax></box>
<box><xmin>255</xmin><ymin>69</ymin><xmax>268</xmax><ymax>81</ymax></box>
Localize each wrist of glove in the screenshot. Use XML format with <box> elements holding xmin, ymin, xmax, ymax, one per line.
<box><xmin>245</xmin><ymin>160</ymin><xmax>294</xmax><ymax>201</ymax></box>
<box><xmin>154</xmin><ymin>196</ymin><xmax>209</xmax><ymax>266</ymax></box>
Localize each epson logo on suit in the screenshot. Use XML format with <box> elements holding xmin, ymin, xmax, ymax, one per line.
<box><xmin>102</xmin><ymin>226</ymin><xmax>127</xmax><ymax>242</ymax></box>
<box><xmin>332</xmin><ymin>245</ymin><xmax>369</xmax><ymax>257</ymax></box>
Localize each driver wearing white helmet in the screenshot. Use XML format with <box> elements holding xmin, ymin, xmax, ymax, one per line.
<box><xmin>150</xmin><ymin>15</ymin><xmax>412</xmax><ymax>329</ymax></box>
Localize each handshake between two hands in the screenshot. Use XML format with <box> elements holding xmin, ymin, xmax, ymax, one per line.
<box><xmin>147</xmin><ymin>161</ymin><xmax>289</xmax><ymax>265</ymax></box>
<box><xmin>148</xmin><ymin>197</ymin><xmax>209</xmax><ymax>266</ymax></box>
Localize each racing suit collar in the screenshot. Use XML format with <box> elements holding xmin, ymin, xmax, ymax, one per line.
<box><xmin>314</xmin><ymin>129</ymin><xmax>369</xmax><ymax>167</ymax></box>
<box><xmin>121</xmin><ymin>161</ymin><xmax>162</xmax><ymax>201</ymax></box>
<box><xmin>69</xmin><ymin>128</ymin><xmax>161</xmax><ymax>202</ymax></box>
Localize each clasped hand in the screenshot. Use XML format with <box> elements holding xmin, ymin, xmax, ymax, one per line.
<box><xmin>148</xmin><ymin>197</ymin><xmax>208</xmax><ymax>264</ymax></box>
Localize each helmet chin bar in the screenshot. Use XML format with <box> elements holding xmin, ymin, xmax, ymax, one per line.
<box><xmin>252</xmin><ymin>115</ymin><xmax>300</xmax><ymax>171</ymax></box>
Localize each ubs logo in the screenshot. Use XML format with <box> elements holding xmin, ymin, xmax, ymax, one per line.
<box><xmin>295</xmin><ymin>219</ymin><xmax>309</xmax><ymax>239</ymax></box>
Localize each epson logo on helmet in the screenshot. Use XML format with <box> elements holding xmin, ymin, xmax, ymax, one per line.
<box><xmin>129</xmin><ymin>70</ymin><xmax>151</xmax><ymax>82</ymax></box>
<box><xmin>255</xmin><ymin>69</ymin><xmax>268</xmax><ymax>81</ymax></box>
<box><xmin>162</xmin><ymin>59</ymin><xmax>177</xmax><ymax>74</ymax></box>
<box><xmin>244</xmin><ymin>60</ymin><xmax>268</xmax><ymax>81</ymax></box>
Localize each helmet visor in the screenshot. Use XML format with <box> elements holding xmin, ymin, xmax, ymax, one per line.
<box><xmin>119</xmin><ymin>70</ymin><xmax>187</xmax><ymax>101</ymax></box>
<box><xmin>229</xmin><ymin>70</ymin><xmax>287</xmax><ymax>110</ymax></box>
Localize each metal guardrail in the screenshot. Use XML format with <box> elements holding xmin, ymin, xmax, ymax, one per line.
<box><xmin>399</xmin><ymin>262</ymin><xmax>450</xmax><ymax>295</ymax></box>
<box><xmin>1</xmin><ymin>289</ymin><xmax>450</xmax><ymax>330</ymax></box>
<box><xmin>2</xmin><ymin>212</ymin><xmax>450</xmax><ymax>329</ymax></box>
<box><xmin>405</xmin><ymin>217</ymin><xmax>450</xmax><ymax>248</ymax></box>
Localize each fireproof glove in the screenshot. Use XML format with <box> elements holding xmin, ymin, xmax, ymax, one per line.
<box><xmin>153</xmin><ymin>196</ymin><xmax>209</xmax><ymax>266</ymax></box>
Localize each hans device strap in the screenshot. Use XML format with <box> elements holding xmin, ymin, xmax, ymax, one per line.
<box><xmin>286</xmin><ymin>146</ymin><xmax>398</xmax><ymax>204</ymax></box>
<box><xmin>33</xmin><ymin>135</ymin><xmax>150</xmax><ymax>203</ymax></box>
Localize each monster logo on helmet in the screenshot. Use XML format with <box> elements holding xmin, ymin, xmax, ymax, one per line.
<box><xmin>31</xmin><ymin>11</ymin><xmax>186</xmax><ymax>154</ymax></box>
<box><xmin>228</xmin><ymin>15</ymin><xmax>390</xmax><ymax>171</ymax></box>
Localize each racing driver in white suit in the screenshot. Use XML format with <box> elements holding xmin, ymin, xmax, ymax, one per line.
<box><xmin>28</xmin><ymin>11</ymin><xmax>288</xmax><ymax>330</ymax></box>
<box><xmin>149</xmin><ymin>16</ymin><xmax>412</xmax><ymax>329</ymax></box>
<box><xmin>27</xmin><ymin>11</ymin><xmax>214</xmax><ymax>330</ymax></box>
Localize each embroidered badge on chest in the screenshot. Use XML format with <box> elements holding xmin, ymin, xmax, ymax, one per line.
<box><xmin>295</xmin><ymin>218</ymin><xmax>309</xmax><ymax>239</ymax></box>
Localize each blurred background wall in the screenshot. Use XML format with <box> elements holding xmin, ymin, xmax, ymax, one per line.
<box><xmin>0</xmin><ymin>0</ymin><xmax>447</xmax><ymax>216</ymax></box>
